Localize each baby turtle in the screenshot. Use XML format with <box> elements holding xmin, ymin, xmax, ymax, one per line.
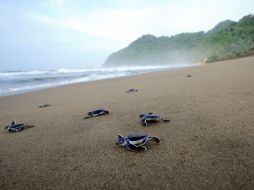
<box><xmin>186</xmin><ymin>74</ymin><xmax>192</xmax><ymax>78</ymax></box>
<box><xmin>83</xmin><ymin>109</ymin><xmax>109</xmax><ymax>119</ymax></box>
<box><xmin>116</xmin><ymin>134</ymin><xmax>160</xmax><ymax>152</ymax></box>
<box><xmin>38</xmin><ymin>103</ymin><xmax>52</xmax><ymax>108</ymax></box>
<box><xmin>139</xmin><ymin>113</ymin><xmax>170</xmax><ymax>126</ymax></box>
<box><xmin>4</xmin><ymin>120</ymin><xmax>34</xmax><ymax>133</ymax></box>
<box><xmin>126</xmin><ymin>89</ymin><xmax>138</xmax><ymax>93</ymax></box>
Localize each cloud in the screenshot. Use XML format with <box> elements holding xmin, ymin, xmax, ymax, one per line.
<box><xmin>28</xmin><ymin>7</ymin><xmax>152</xmax><ymax>43</ymax></box>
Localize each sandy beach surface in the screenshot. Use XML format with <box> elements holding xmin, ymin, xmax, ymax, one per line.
<box><xmin>0</xmin><ymin>56</ymin><xmax>254</xmax><ymax>190</ymax></box>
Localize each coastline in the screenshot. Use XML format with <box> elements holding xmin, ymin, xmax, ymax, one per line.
<box><xmin>0</xmin><ymin>56</ymin><xmax>254</xmax><ymax>189</ymax></box>
<box><xmin>0</xmin><ymin>64</ymin><xmax>193</xmax><ymax>97</ymax></box>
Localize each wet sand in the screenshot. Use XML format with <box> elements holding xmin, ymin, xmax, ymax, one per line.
<box><xmin>0</xmin><ymin>56</ymin><xmax>254</xmax><ymax>190</ymax></box>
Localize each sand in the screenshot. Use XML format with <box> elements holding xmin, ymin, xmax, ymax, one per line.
<box><xmin>0</xmin><ymin>56</ymin><xmax>254</xmax><ymax>190</ymax></box>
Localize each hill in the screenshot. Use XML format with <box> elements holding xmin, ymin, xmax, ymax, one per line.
<box><xmin>104</xmin><ymin>14</ymin><xmax>254</xmax><ymax>67</ymax></box>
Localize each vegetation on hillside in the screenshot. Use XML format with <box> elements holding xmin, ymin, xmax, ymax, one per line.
<box><xmin>104</xmin><ymin>14</ymin><xmax>254</xmax><ymax>67</ymax></box>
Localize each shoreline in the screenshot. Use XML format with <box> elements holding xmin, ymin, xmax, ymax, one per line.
<box><xmin>0</xmin><ymin>64</ymin><xmax>198</xmax><ymax>98</ymax></box>
<box><xmin>0</xmin><ymin>55</ymin><xmax>254</xmax><ymax>189</ymax></box>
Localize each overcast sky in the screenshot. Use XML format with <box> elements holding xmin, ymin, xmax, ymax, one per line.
<box><xmin>0</xmin><ymin>0</ymin><xmax>253</xmax><ymax>70</ymax></box>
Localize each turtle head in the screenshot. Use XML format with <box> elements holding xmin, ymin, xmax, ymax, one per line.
<box><xmin>104</xmin><ymin>110</ymin><xmax>109</xmax><ymax>114</ymax></box>
<box><xmin>11</xmin><ymin>119</ymin><xmax>16</xmax><ymax>125</ymax></box>
<box><xmin>87</xmin><ymin>112</ymin><xmax>93</xmax><ymax>116</ymax></box>
<box><xmin>139</xmin><ymin>113</ymin><xmax>145</xmax><ymax>118</ymax></box>
<box><xmin>116</xmin><ymin>134</ymin><xmax>127</xmax><ymax>146</ymax></box>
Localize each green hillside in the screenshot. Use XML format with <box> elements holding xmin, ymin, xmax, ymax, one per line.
<box><xmin>104</xmin><ymin>14</ymin><xmax>254</xmax><ymax>67</ymax></box>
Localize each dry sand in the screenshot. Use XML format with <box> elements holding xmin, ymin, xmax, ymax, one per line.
<box><xmin>0</xmin><ymin>56</ymin><xmax>254</xmax><ymax>190</ymax></box>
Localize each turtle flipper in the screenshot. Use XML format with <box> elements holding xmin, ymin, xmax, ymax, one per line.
<box><xmin>139</xmin><ymin>113</ymin><xmax>145</xmax><ymax>118</ymax></box>
<box><xmin>23</xmin><ymin>125</ymin><xmax>34</xmax><ymax>129</ymax></box>
<box><xmin>141</xmin><ymin>118</ymin><xmax>148</xmax><ymax>126</ymax></box>
<box><xmin>161</xmin><ymin>118</ymin><xmax>170</xmax><ymax>122</ymax></box>
<box><xmin>126</xmin><ymin>144</ymin><xmax>147</xmax><ymax>152</ymax></box>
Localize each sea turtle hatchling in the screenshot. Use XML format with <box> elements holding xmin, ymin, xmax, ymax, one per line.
<box><xmin>116</xmin><ymin>134</ymin><xmax>160</xmax><ymax>152</ymax></box>
<box><xmin>126</xmin><ymin>89</ymin><xmax>138</xmax><ymax>93</ymax></box>
<box><xmin>38</xmin><ymin>103</ymin><xmax>52</xmax><ymax>108</ymax></box>
<box><xmin>139</xmin><ymin>112</ymin><xmax>170</xmax><ymax>126</ymax></box>
<box><xmin>4</xmin><ymin>120</ymin><xmax>34</xmax><ymax>133</ymax></box>
<box><xmin>83</xmin><ymin>109</ymin><xmax>109</xmax><ymax>119</ymax></box>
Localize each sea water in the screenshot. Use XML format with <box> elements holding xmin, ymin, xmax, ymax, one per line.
<box><xmin>0</xmin><ymin>64</ymin><xmax>191</xmax><ymax>96</ymax></box>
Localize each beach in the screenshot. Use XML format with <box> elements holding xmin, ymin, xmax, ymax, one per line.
<box><xmin>0</xmin><ymin>56</ymin><xmax>254</xmax><ymax>189</ymax></box>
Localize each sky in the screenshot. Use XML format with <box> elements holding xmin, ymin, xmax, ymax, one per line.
<box><xmin>0</xmin><ymin>0</ymin><xmax>253</xmax><ymax>71</ymax></box>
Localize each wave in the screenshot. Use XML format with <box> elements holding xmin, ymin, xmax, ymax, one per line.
<box><xmin>0</xmin><ymin>70</ymin><xmax>51</xmax><ymax>77</ymax></box>
<box><xmin>0</xmin><ymin>64</ymin><xmax>191</xmax><ymax>77</ymax></box>
<box><xmin>0</xmin><ymin>72</ymin><xmax>129</xmax><ymax>95</ymax></box>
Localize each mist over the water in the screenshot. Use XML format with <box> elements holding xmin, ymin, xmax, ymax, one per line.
<box><xmin>0</xmin><ymin>64</ymin><xmax>193</xmax><ymax>96</ymax></box>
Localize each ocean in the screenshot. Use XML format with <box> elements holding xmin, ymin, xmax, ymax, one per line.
<box><xmin>0</xmin><ymin>64</ymin><xmax>191</xmax><ymax>96</ymax></box>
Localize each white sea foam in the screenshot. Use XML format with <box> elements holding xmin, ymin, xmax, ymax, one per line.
<box><xmin>0</xmin><ymin>70</ymin><xmax>51</xmax><ymax>77</ymax></box>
